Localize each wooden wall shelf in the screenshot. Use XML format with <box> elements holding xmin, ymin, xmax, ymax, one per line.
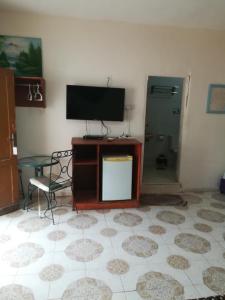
<box><xmin>15</xmin><ymin>76</ymin><xmax>46</xmax><ymax>108</ymax></box>
<box><xmin>72</xmin><ymin>137</ymin><xmax>142</xmax><ymax>210</ymax></box>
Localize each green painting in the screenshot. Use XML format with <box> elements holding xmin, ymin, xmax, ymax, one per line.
<box><xmin>0</xmin><ymin>35</ymin><xmax>42</xmax><ymax>77</ymax></box>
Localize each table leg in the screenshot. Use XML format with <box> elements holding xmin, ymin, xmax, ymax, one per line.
<box><xmin>35</xmin><ymin>166</ymin><xmax>44</xmax><ymax>177</ymax></box>
<box><xmin>19</xmin><ymin>169</ymin><xmax>25</xmax><ymax>199</ymax></box>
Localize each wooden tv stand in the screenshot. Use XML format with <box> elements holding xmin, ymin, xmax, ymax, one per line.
<box><xmin>72</xmin><ymin>137</ymin><xmax>142</xmax><ymax>210</ymax></box>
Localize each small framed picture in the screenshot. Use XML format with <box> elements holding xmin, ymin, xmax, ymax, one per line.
<box><xmin>0</xmin><ymin>35</ymin><xmax>42</xmax><ymax>77</ymax></box>
<box><xmin>207</xmin><ymin>84</ymin><xmax>225</xmax><ymax>114</ymax></box>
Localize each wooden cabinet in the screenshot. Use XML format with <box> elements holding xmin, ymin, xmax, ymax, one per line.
<box><xmin>0</xmin><ymin>68</ymin><xmax>19</xmax><ymax>214</ymax></box>
<box><xmin>15</xmin><ymin>76</ymin><xmax>45</xmax><ymax>108</ymax></box>
<box><xmin>72</xmin><ymin>138</ymin><xmax>142</xmax><ymax>210</ymax></box>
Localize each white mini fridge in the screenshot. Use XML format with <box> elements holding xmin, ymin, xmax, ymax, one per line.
<box><xmin>102</xmin><ymin>155</ymin><xmax>133</xmax><ymax>201</ymax></box>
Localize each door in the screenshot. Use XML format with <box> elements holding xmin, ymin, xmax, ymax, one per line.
<box><xmin>0</xmin><ymin>68</ymin><xmax>19</xmax><ymax>212</ymax></box>
<box><xmin>143</xmin><ymin>76</ymin><xmax>184</xmax><ymax>184</ymax></box>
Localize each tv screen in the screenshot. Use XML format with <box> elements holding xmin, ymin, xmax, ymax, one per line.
<box><xmin>66</xmin><ymin>85</ymin><xmax>125</xmax><ymax>121</ymax></box>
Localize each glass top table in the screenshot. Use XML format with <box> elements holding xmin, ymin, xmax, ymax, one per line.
<box><xmin>18</xmin><ymin>155</ymin><xmax>58</xmax><ymax>176</ymax></box>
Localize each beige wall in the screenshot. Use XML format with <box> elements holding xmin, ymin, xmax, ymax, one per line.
<box><xmin>1</xmin><ymin>11</ymin><xmax>225</xmax><ymax>190</ymax></box>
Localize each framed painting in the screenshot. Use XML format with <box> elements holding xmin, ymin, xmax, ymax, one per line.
<box><xmin>207</xmin><ymin>84</ymin><xmax>225</xmax><ymax>114</ymax></box>
<box><xmin>0</xmin><ymin>35</ymin><xmax>42</xmax><ymax>77</ymax></box>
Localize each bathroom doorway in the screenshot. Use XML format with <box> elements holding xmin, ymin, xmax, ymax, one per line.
<box><xmin>143</xmin><ymin>76</ymin><xmax>184</xmax><ymax>185</ymax></box>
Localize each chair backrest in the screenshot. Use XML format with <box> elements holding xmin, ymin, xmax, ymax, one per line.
<box><xmin>48</xmin><ymin>149</ymin><xmax>73</xmax><ymax>191</ymax></box>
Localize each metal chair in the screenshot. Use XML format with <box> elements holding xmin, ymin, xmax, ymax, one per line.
<box><xmin>27</xmin><ymin>149</ymin><xmax>74</xmax><ymax>224</ymax></box>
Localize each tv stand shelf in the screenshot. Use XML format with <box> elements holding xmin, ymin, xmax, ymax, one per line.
<box><xmin>72</xmin><ymin>137</ymin><xmax>142</xmax><ymax>210</ymax></box>
<box><xmin>74</xmin><ymin>159</ymin><xmax>98</xmax><ymax>165</ymax></box>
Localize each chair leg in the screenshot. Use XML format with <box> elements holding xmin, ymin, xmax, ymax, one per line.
<box><xmin>19</xmin><ymin>169</ymin><xmax>25</xmax><ymax>199</ymax></box>
<box><xmin>37</xmin><ymin>188</ymin><xmax>41</xmax><ymax>217</ymax></box>
<box><xmin>49</xmin><ymin>192</ymin><xmax>55</xmax><ymax>225</ymax></box>
<box><xmin>43</xmin><ymin>192</ymin><xmax>50</xmax><ymax>209</ymax></box>
<box><xmin>24</xmin><ymin>182</ymin><xmax>32</xmax><ymax>210</ymax></box>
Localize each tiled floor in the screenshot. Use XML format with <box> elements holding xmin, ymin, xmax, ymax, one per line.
<box><xmin>0</xmin><ymin>192</ymin><xmax>225</xmax><ymax>299</ymax></box>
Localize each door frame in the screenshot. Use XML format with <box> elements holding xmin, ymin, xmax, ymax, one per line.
<box><xmin>142</xmin><ymin>73</ymin><xmax>191</xmax><ymax>185</ymax></box>
<box><xmin>176</xmin><ymin>74</ymin><xmax>191</xmax><ymax>183</ymax></box>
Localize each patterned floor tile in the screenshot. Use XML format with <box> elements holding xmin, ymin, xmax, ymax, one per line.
<box><xmin>136</xmin><ymin>271</ymin><xmax>184</xmax><ymax>300</ymax></box>
<box><xmin>107</xmin><ymin>259</ymin><xmax>129</xmax><ymax>275</ymax></box>
<box><xmin>39</xmin><ymin>263</ymin><xmax>64</xmax><ymax>282</ymax></box>
<box><xmin>112</xmin><ymin>292</ymin><xmax>127</xmax><ymax>299</ymax></box>
<box><xmin>203</xmin><ymin>266</ymin><xmax>225</xmax><ymax>294</ymax></box>
<box><xmin>14</xmin><ymin>274</ymin><xmax>50</xmax><ymax>300</ymax></box>
<box><xmin>122</xmin><ymin>235</ymin><xmax>158</xmax><ymax>257</ymax></box>
<box><xmin>113</xmin><ymin>247</ymin><xmax>147</xmax><ymax>267</ymax></box>
<box><xmin>131</xmin><ymin>229</ymin><xmax>165</xmax><ymax>246</ymax></box>
<box><xmin>120</xmin><ymin>264</ymin><xmax>150</xmax><ymax>292</ymax></box>
<box><xmin>184</xmin><ymin>260</ymin><xmax>211</xmax><ymax>285</ymax></box>
<box><xmin>167</xmin><ymin>255</ymin><xmax>190</xmax><ymax>270</ymax></box>
<box><xmin>0</xmin><ymin>284</ymin><xmax>35</xmax><ymax>300</ymax></box>
<box><xmin>0</xmin><ymin>193</ymin><xmax>224</xmax><ymax>299</ymax></box>
<box><xmin>17</xmin><ymin>216</ymin><xmax>51</xmax><ymax>232</ymax></box>
<box><xmin>67</xmin><ymin>213</ymin><xmax>98</xmax><ymax>229</ymax></box>
<box><xmin>47</xmin><ymin>229</ymin><xmax>67</xmax><ymax>241</ymax></box>
<box><xmin>202</xmin><ymin>242</ymin><xmax>225</xmax><ymax>262</ymax></box>
<box><xmin>197</xmin><ymin>209</ymin><xmax>225</xmax><ymax>223</ymax></box>
<box><xmin>48</xmin><ymin>270</ymin><xmax>86</xmax><ymax>299</ymax></box>
<box><xmin>160</xmin><ymin>227</ymin><xmax>182</xmax><ymax>245</ymax></box>
<box><xmin>53</xmin><ymin>250</ymin><xmax>86</xmax><ymax>272</ymax></box>
<box><xmin>146</xmin><ymin>262</ymin><xmax>193</xmax><ymax>286</ymax></box>
<box><xmin>62</xmin><ymin>277</ymin><xmax>112</xmax><ymax>300</ymax></box>
<box><xmin>54</xmin><ymin>232</ymin><xmax>83</xmax><ymax>252</ymax></box>
<box><xmin>85</xmin><ymin>247</ymin><xmax>116</xmax><ymax>270</ymax></box>
<box><xmin>146</xmin><ymin>244</ymin><xmax>172</xmax><ymax>264</ymax></box>
<box><xmin>194</xmin><ymin>284</ymin><xmax>217</xmax><ymax>298</ymax></box>
<box><xmin>156</xmin><ymin>210</ymin><xmax>185</xmax><ymax>225</ymax></box>
<box><xmin>0</xmin><ymin>275</ymin><xmax>17</xmax><ymax>289</ymax></box>
<box><xmin>65</xmin><ymin>238</ymin><xmax>103</xmax><ymax>262</ymax></box>
<box><xmin>16</xmin><ymin>251</ymin><xmax>54</xmax><ymax>276</ymax></box>
<box><xmin>113</xmin><ymin>212</ymin><xmax>143</xmax><ymax>227</ymax></box>
<box><xmin>174</xmin><ymin>233</ymin><xmax>211</xmax><ymax>254</ymax></box>
<box><xmin>148</xmin><ymin>224</ymin><xmax>166</xmax><ymax>235</ymax></box>
<box><xmin>2</xmin><ymin>242</ymin><xmax>44</xmax><ymax>268</ymax></box>
<box><xmin>86</xmin><ymin>269</ymin><xmax>124</xmax><ymax>293</ymax></box>
<box><xmin>110</xmin><ymin>231</ymin><xmax>136</xmax><ymax>251</ymax></box>
<box><xmin>82</xmin><ymin>231</ymin><xmax>112</xmax><ymax>249</ymax></box>
<box><xmin>125</xmin><ymin>291</ymin><xmax>142</xmax><ymax>299</ymax></box>
<box><xmin>100</xmin><ymin>227</ymin><xmax>118</xmax><ymax>237</ymax></box>
<box><xmin>184</xmin><ymin>285</ymin><xmax>201</xmax><ymax>299</ymax></box>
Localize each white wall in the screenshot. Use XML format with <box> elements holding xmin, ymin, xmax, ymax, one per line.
<box><xmin>1</xmin><ymin>11</ymin><xmax>225</xmax><ymax>190</ymax></box>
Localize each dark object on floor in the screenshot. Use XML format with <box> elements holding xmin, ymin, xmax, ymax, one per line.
<box><xmin>220</xmin><ymin>178</ymin><xmax>225</xmax><ymax>194</ymax></box>
<box><xmin>188</xmin><ymin>295</ymin><xmax>225</xmax><ymax>300</ymax></box>
<box><xmin>156</xmin><ymin>154</ymin><xmax>167</xmax><ymax>169</ymax></box>
<box><xmin>141</xmin><ymin>193</ymin><xmax>187</xmax><ymax>206</ymax></box>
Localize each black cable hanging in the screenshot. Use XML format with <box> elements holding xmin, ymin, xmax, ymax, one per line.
<box><xmin>101</xmin><ymin>120</ymin><xmax>109</xmax><ymax>137</ymax></box>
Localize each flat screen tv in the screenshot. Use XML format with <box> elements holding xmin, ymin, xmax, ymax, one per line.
<box><xmin>66</xmin><ymin>85</ymin><xmax>125</xmax><ymax>121</ymax></box>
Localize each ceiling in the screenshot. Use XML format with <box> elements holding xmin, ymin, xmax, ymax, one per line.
<box><xmin>1</xmin><ymin>0</ymin><xmax>225</xmax><ymax>30</ymax></box>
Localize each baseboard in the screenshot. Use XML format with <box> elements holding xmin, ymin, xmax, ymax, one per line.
<box><xmin>142</xmin><ymin>183</ymin><xmax>218</xmax><ymax>195</ymax></box>
<box><xmin>182</xmin><ymin>188</ymin><xmax>217</xmax><ymax>193</ymax></box>
<box><xmin>142</xmin><ymin>183</ymin><xmax>182</xmax><ymax>194</ymax></box>
<box><xmin>0</xmin><ymin>203</ymin><xmax>20</xmax><ymax>216</ymax></box>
